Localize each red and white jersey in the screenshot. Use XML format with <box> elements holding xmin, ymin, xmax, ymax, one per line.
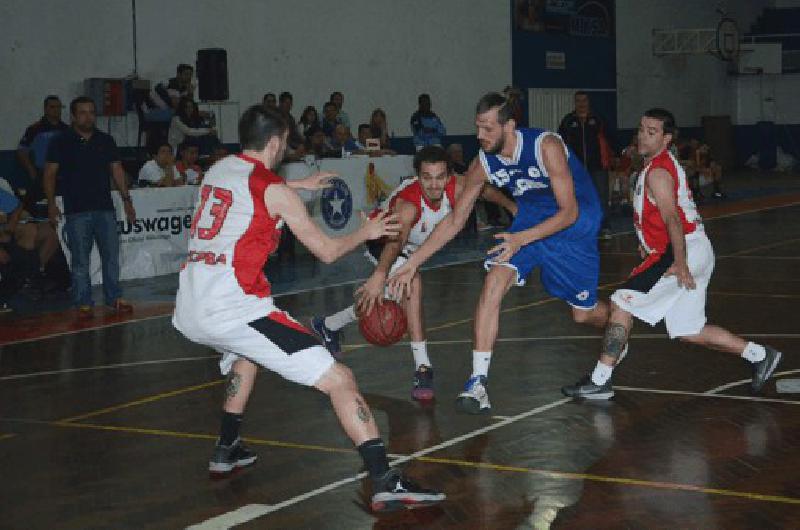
<box><xmin>381</xmin><ymin>175</ymin><xmax>457</xmax><ymax>255</ymax></box>
<box><xmin>632</xmin><ymin>148</ymin><xmax>703</xmax><ymax>273</ymax></box>
<box><xmin>173</xmin><ymin>154</ymin><xmax>284</xmax><ymax>331</ymax></box>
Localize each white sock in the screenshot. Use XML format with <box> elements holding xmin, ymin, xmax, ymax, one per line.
<box><xmin>742</xmin><ymin>342</ymin><xmax>766</xmax><ymax>363</ymax></box>
<box><xmin>472</xmin><ymin>351</ymin><xmax>492</xmax><ymax>378</ymax></box>
<box><xmin>324</xmin><ymin>305</ymin><xmax>357</xmax><ymax>331</ymax></box>
<box><xmin>410</xmin><ymin>341</ymin><xmax>431</xmax><ymax>369</ymax></box>
<box><xmin>591</xmin><ymin>361</ymin><xmax>614</xmax><ymax>385</ymax></box>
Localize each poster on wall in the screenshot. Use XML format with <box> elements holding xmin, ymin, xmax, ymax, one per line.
<box><xmin>514</xmin><ymin>0</ymin><xmax>614</xmax><ymax>37</ymax></box>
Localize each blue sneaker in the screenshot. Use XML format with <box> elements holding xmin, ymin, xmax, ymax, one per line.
<box><xmin>311</xmin><ymin>316</ymin><xmax>342</xmax><ymax>357</ymax></box>
<box><xmin>456</xmin><ymin>375</ymin><xmax>490</xmax><ymax>414</ymax></box>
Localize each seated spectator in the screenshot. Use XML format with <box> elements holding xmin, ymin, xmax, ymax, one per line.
<box><xmin>355</xmin><ymin>123</ymin><xmax>371</xmax><ymax>150</ymax></box>
<box><xmin>206</xmin><ymin>141</ymin><xmax>229</xmax><ymax>168</ymax></box>
<box><xmin>0</xmin><ymin>187</ymin><xmax>61</xmax><ymax>299</ymax></box>
<box><xmin>321</xmin><ymin>101</ymin><xmax>341</xmax><ymax>139</ymax></box>
<box><xmin>410</xmin><ymin>94</ymin><xmax>446</xmax><ymax>149</ymax></box>
<box><xmin>692</xmin><ymin>139</ymin><xmax>725</xmax><ymax>199</ymax></box>
<box><xmin>176</xmin><ymin>139</ymin><xmax>204</xmax><ymax>185</ymax></box>
<box><xmin>369</xmin><ymin>108</ymin><xmax>392</xmax><ymax>149</ymax></box>
<box><xmin>330</xmin><ymin>124</ymin><xmax>359</xmax><ymax>155</ymax></box>
<box><xmin>305</xmin><ymin>124</ymin><xmax>336</xmax><ymax>159</ymax></box>
<box><xmin>298</xmin><ymin>106</ymin><xmax>320</xmax><ymax>136</ymax></box>
<box><xmin>675</xmin><ymin>137</ymin><xmax>702</xmax><ymax>201</ymax></box>
<box><xmin>138</xmin><ymin>142</ymin><xmax>180</xmax><ymax>187</ymax></box>
<box><xmin>168</xmin><ymin>97</ymin><xmax>215</xmax><ymax>153</ymax></box>
<box><xmin>279</xmin><ymin>91</ymin><xmax>304</xmax><ymax>151</ymax></box>
<box><xmin>141</xmin><ymin>63</ymin><xmax>195</xmax><ymax>122</ymax></box>
<box><xmin>17</xmin><ymin>95</ymin><xmax>68</xmax><ymax>203</ymax></box>
<box><xmin>262</xmin><ymin>92</ymin><xmax>277</xmax><ymax>110</ymax></box>
<box><xmin>446</xmin><ymin>143</ymin><xmax>467</xmax><ymax>173</ymax></box>
<box><xmin>329</xmin><ymin>91</ymin><xmax>350</xmax><ymax>129</ymax></box>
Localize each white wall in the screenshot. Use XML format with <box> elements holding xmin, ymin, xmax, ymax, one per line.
<box><xmin>615</xmin><ymin>0</ymin><xmax>772</xmax><ymax>129</ymax></box>
<box><xmin>0</xmin><ymin>0</ymin><xmax>511</xmax><ymax>149</ymax></box>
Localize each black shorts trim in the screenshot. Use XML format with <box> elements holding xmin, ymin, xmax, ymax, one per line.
<box><xmin>622</xmin><ymin>245</ymin><xmax>674</xmax><ymax>294</ymax></box>
<box><xmin>366</xmin><ymin>239</ymin><xmax>408</xmax><ymax>262</ymax></box>
<box><xmin>248</xmin><ymin>316</ymin><xmax>320</xmax><ymax>355</ymax></box>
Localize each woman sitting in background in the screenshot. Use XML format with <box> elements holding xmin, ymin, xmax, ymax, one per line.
<box><xmin>369</xmin><ymin>108</ymin><xmax>391</xmax><ymax>150</ymax></box>
<box><xmin>168</xmin><ymin>97</ymin><xmax>215</xmax><ymax>153</ymax></box>
<box><xmin>298</xmin><ymin>106</ymin><xmax>320</xmax><ymax>137</ymax></box>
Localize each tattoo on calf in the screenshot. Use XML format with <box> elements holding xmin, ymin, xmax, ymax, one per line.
<box><xmin>602</xmin><ymin>323</ymin><xmax>628</xmax><ymax>359</ymax></box>
<box><xmin>355</xmin><ymin>397</ymin><xmax>372</xmax><ymax>423</ymax></box>
<box><xmin>225</xmin><ymin>372</ymin><xmax>242</xmax><ymax>399</ymax></box>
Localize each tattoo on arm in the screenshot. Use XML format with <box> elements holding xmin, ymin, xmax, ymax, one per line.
<box><xmin>602</xmin><ymin>323</ymin><xmax>628</xmax><ymax>359</ymax></box>
<box><xmin>225</xmin><ymin>372</ymin><xmax>242</xmax><ymax>399</ymax></box>
<box><xmin>355</xmin><ymin>397</ymin><xmax>372</xmax><ymax>424</ymax></box>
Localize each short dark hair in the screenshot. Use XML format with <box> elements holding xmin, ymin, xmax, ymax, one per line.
<box><xmin>43</xmin><ymin>95</ymin><xmax>61</xmax><ymax>107</ymax></box>
<box><xmin>263</xmin><ymin>92</ymin><xmax>276</xmax><ymax>102</ymax></box>
<box><xmin>418</xmin><ymin>93</ymin><xmax>431</xmax><ymax>105</ymax></box>
<box><xmin>70</xmin><ymin>96</ymin><xmax>95</xmax><ymax>115</ymax></box>
<box><xmin>177</xmin><ymin>64</ymin><xmax>193</xmax><ymax>75</ymax></box>
<box><xmin>413</xmin><ymin>145</ymin><xmax>450</xmax><ymax>173</ymax></box>
<box><xmin>644</xmin><ymin>107</ymin><xmax>677</xmax><ymax>137</ymax></box>
<box><xmin>239</xmin><ymin>105</ymin><xmax>288</xmax><ymax>151</ymax></box>
<box><xmin>574</xmin><ymin>90</ymin><xmax>589</xmax><ymax>98</ymax></box>
<box><xmin>150</xmin><ymin>141</ymin><xmax>172</xmax><ymax>156</ymax></box>
<box><xmin>475</xmin><ymin>92</ymin><xmax>513</xmax><ymax>124</ymax></box>
<box><xmin>358</xmin><ymin>123</ymin><xmax>371</xmax><ymax>133</ymax></box>
<box><xmin>330</xmin><ymin>91</ymin><xmax>343</xmax><ymax>101</ymax></box>
<box><xmin>323</xmin><ymin>101</ymin><xmax>337</xmax><ymax>111</ymax></box>
<box><xmin>279</xmin><ymin>91</ymin><xmax>292</xmax><ymax>102</ymax></box>
<box><xmin>179</xmin><ymin>137</ymin><xmax>200</xmax><ymax>152</ymax></box>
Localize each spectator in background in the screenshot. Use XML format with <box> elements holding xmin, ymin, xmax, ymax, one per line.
<box><xmin>279</xmin><ymin>92</ymin><xmax>304</xmax><ymax>150</ymax></box>
<box><xmin>693</xmin><ymin>139</ymin><xmax>725</xmax><ymax>199</ymax></box>
<box><xmin>446</xmin><ymin>143</ymin><xmax>467</xmax><ymax>174</ymax></box>
<box><xmin>355</xmin><ymin>123</ymin><xmax>372</xmax><ymax>150</ymax></box>
<box><xmin>410</xmin><ymin>94</ymin><xmax>446</xmax><ymax>150</ymax></box>
<box><xmin>305</xmin><ymin>124</ymin><xmax>336</xmax><ymax>159</ymax></box>
<box><xmin>370</xmin><ymin>108</ymin><xmax>391</xmax><ymax>149</ymax></box>
<box><xmin>44</xmin><ymin>96</ymin><xmax>136</xmax><ymax>316</ymax></box>
<box><xmin>142</xmin><ymin>63</ymin><xmax>195</xmax><ymax>122</ymax></box>
<box><xmin>139</xmin><ymin>142</ymin><xmax>180</xmax><ymax>187</ymax></box>
<box><xmin>298</xmin><ymin>106</ymin><xmax>320</xmax><ymax>136</ymax></box>
<box><xmin>176</xmin><ymin>139</ymin><xmax>204</xmax><ymax>185</ymax></box>
<box><xmin>330</xmin><ymin>124</ymin><xmax>359</xmax><ymax>156</ymax></box>
<box><xmin>169</xmin><ymin>97</ymin><xmax>215</xmax><ymax>153</ymax></box>
<box><xmin>558</xmin><ymin>91</ymin><xmax>612</xmax><ymax>239</ymax></box>
<box><xmin>17</xmin><ymin>95</ymin><xmax>69</xmax><ymax>203</ymax></box>
<box><xmin>207</xmin><ymin>141</ymin><xmax>229</xmax><ymax>168</ymax></box>
<box><xmin>321</xmin><ymin>101</ymin><xmax>341</xmax><ymax>139</ymax></box>
<box><xmin>262</xmin><ymin>92</ymin><xmax>277</xmax><ymax>110</ymax></box>
<box><xmin>330</xmin><ymin>91</ymin><xmax>350</xmax><ymax>129</ymax></box>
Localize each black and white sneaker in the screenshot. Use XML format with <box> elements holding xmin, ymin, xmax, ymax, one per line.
<box><xmin>209</xmin><ymin>438</ymin><xmax>257</xmax><ymax>475</ymax></box>
<box><xmin>456</xmin><ymin>375</ymin><xmax>491</xmax><ymax>414</ymax></box>
<box><xmin>311</xmin><ymin>316</ymin><xmax>342</xmax><ymax>357</ymax></box>
<box><xmin>751</xmin><ymin>346</ymin><xmax>782</xmax><ymax>394</ymax></box>
<box><xmin>561</xmin><ymin>374</ymin><xmax>615</xmax><ymax>400</ymax></box>
<box><xmin>371</xmin><ymin>469</ymin><xmax>445</xmax><ymax>513</ymax></box>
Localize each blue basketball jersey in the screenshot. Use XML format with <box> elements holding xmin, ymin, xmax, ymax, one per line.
<box><xmin>478</xmin><ymin>128</ymin><xmax>601</xmax><ymax>237</ymax></box>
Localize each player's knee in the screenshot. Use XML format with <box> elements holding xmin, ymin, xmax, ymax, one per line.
<box><xmin>572</xmin><ymin>308</ymin><xmax>591</xmax><ymax>324</ymax></box>
<box><xmin>316</xmin><ymin>362</ymin><xmax>356</xmax><ymax>394</ymax></box>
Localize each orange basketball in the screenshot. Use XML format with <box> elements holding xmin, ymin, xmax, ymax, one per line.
<box><xmin>358</xmin><ymin>300</ymin><xmax>408</xmax><ymax>346</ymax></box>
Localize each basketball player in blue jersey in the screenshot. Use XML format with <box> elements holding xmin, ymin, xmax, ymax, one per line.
<box><xmin>390</xmin><ymin>92</ymin><xmax>612</xmax><ymax>414</ymax></box>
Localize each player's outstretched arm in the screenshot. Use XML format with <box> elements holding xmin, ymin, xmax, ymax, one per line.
<box><xmin>355</xmin><ymin>198</ymin><xmax>417</xmax><ymax>316</ymax></box>
<box><xmin>387</xmin><ymin>160</ymin><xmax>486</xmax><ymax>298</ymax></box>
<box><xmin>265</xmin><ymin>184</ymin><xmax>399</xmax><ymax>264</ymax></box>
<box><xmin>647</xmin><ymin>168</ymin><xmax>695</xmax><ymax>289</ymax></box>
<box><xmin>286</xmin><ymin>171</ymin><xmax>337</xmax><ymax>191</ymax></box>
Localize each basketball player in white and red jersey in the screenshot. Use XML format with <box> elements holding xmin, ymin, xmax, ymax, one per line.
<box><xmin>173</xmin><ymin>106</ymin><xmax>444</xmax><ymax>512</ymax></box>
<box><xmin>312</xmin><ymin>146</ymin><xmax>516</xmax><ymax>401</ymax></box>
<box><xmin>562</xmin><ymin>108</ymin><xmax>782</xmax><ymax>399</ymax></box>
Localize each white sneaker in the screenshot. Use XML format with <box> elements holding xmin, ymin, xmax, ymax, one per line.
<box><xmin>456</xmin><ymin>375</ymin><xmax>491</xmax><ymax>414</ymax></box>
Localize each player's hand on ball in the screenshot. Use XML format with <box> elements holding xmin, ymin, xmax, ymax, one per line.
<box><xmin>387</xmin><ymin>261</ymin><xmax>416</xmax><ymax>300</ymax></box>
<box><xmin>361</xmin><ymin>210</ymin><xmax>400</xmax><ymax>240</ymax></box>
<box><xmin>665</xmin><ymin>261</ymin><xmax>696</xmax><ymax>290</ymax></box>
<box><xmin>295</xmin><ymin>171</ymin><xmax>337</xmax><ymax>190</ymax></box>
<box><xmin>355</xmin><ymin>274</ymin><xmax>385</xmax><ymax>316</ymax></box>
<box><xmin>487</xmin><ymin>232</ymin><xmax>522</xmax><ymax>263</ymax></box>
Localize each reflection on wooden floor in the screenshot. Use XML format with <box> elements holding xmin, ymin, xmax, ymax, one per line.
<box><xmin>1</xmin><ymin>200</ymin><xmax>799</xmax><ymax>529</ymax></box>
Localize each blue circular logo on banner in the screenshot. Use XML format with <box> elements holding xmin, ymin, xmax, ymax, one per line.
<box><xmin>321</xmin><ymin>178</ymin><xmax>352</xmax><ymax>230</ymax></box>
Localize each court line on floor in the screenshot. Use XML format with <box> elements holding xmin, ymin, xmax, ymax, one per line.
<box><xmin>0</xmin><ymin>433</ymin><xmax>16</xmax><ymax>442</ymax></box>
<box><xmin>705</xmin><ymin>368</ymin><xmax>800</xmax><ymax>395</ymax></box>
<box><xmin>615</xmin><ymin>386</ymin><xmax>800</xmax><ymax>405</ymax></box>
<box><xmin>722</xmin><ymin>236</ymin><xmax>800</xmax><ymax>257</ymax></box>
<box><xmin>59</xmin><ymin>379</ymin><xmax>224</xmax><ymax>423</ymax></box>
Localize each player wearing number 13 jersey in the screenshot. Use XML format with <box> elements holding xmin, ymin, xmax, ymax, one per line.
<box><xmin>172</xmin><ymin>106</ymin><xmax>444</xmax><ymax>512</ymax></box>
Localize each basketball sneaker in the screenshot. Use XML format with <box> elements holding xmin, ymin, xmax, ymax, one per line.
<box><xmin>412</xmin><ymin>365</ymin><xmax>434</xmax><ymax>401</ymax></box>
<box><xmin>561</xmin><ymin>374</ymin><xmax>615</xmax><ymax>400</ymax></box>
<box><xmin>209</xmin><ymin>437</ymin><xmax>257</xmax><ymax>475</ymax></box>
<box><xmin>751</xmin><ymin>346</ymin><xmax>782</xmax><ymax>394</ymax></box>
<box><xmin>371</xmin><ymin>469</ymin><xmax>445</xmax><ymax>512</ymax></box>
<box><xmin>311</xmin><ymin>316</ymin><xmax>342</xmax><ymax>357</ymax></box>
<box><xmin>456</xmin><ymin>375</ymin><xmax>491</xmax><ymax>414</ymax></box>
